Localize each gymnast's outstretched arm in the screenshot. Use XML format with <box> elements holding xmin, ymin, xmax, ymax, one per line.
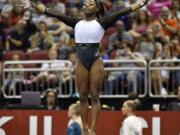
<box><xmin>21</xmin><ymin>0</ymin><xmax>80</xmax><ymax>28</ymax></box>
<box><xmin>44</xmin><ymin>8</ymin><xmax>80</xmax><ymax>28</ymax></box>
<box><xmin>99</xmin><ymin>0</ymin><xmax>150</xmax><ymax>29</ymax></box>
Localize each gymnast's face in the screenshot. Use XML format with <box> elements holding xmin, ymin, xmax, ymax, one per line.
<box><xmin>121</xmin><ymin>102</ymin><xmax>131</xmax><ymax>116</ymax></box>
<box><xmin>83</xmin><ymin>0</ymin><xmax>98</xmax><ymax>18</ymax></box>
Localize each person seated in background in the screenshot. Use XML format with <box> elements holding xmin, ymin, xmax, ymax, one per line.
<box><xmin>172</xmin><ymin>0</ymin><xmax>180</xmax><ymax>22</ymax></box>
<box><xmin>167</xmin><ymin>86</ymin><xmax>180</xmax><ymax>111</ymax></box>
<box><xmin>120</xmin><ymin>99</ymin><xmax>142</xmax><ymax>135</ymax></box>
<box><xmin>66</xmin><ymin>0</ymin><xmax>83</xmax><ymax>9</ymax></box>
<box><xmin>3</xmin><ymin>54</ymin><xmax>24</xmax><ymax>95</ymax></box>
<box><xmin>43</xmin><ymin>88</ymin><xmax>59</xmax><ymax>110</ymax></box>
<box><xmin>5</xmin><ymin>19</ymin><xmax>29</xmax><ymax>51</ymax></box>
<box><xmin>151</xmin><ymin>21</ymin><xmax>169</xmax><ymax>45</ymax></box>
<box><xmin>28</xmin><ymin>21</ymin><xmax>54</xmax><ymax>53</ymax></box>
<box><xmin>56</xmin><ymin>32</ymin><xmax>72</xmax><ymax>60</ymax></box>
<box><xmin>99</xmin><ymin>45</ymin><xmax>109</xmax><ymax>60</ymax></box>
<box><xmin>158</xmin><ymin>6</ymin><xmax>179</xmax><ymax>39</ymax></box>
<box><xmin>61</xmin><ymin>51</ymin><xmax>77</xmax><ymax>82</ymax></box>
<box><xmin>67</xmin><ymin>102</ymin><xmax>83</xmax><ymax>135</ymax></box>
<box><xmin>136</xmin><ymin>28</ymin><xmax>155</xmax><ymax>62</ymax></box>
<box><xmin>48</xmin><ymin>18</ymin><xmax>70</xmax><ymax>42</ymax></box>
<box><xmin>61</xmin><ymin>51</ymin><xmax>77</xmax><ymax>96</ymax></box>
<box><xmin>147</xmin><ymin>0</ymin><xmax>172</xmax><ymax>17</ymax></box>
<box><xmin>1</xmin><ymin>1</ymin><xmax>22</xmax><ymax>29</ymax></box>
<box><xmin>47</xmin><ymin>0</ymin><xmax>65</xmax><ymax>14</ymax></box>
<box><xmin>151</xmin><ymin>44</ymin><xmax>175</xmax><ymax>95</ymax></box>
<box><xmin>108</xmin><ymin>20</ymin><xmax>133</xmax><ymax>51</ymax></box>
<box><xmin>33</xmin><ymin>49</ymin><xmax>65</xmax><ymax>83</ymax></box>
<box><xmin>105</xmin><ymin>40</ymin><xmax>145</xmax><ymax>95</ymax></box>
<box><xmin>10</xmin><ymin>3</ymin><xmax>24</xmax><ymax>26</ymax></box>
<box><xmin>131</xmin><ymin>9</ymin><xmax>151</xmax><ymax>36</ymax></box>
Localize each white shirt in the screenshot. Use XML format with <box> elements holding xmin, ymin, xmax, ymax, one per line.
<box><xmin>41</xmin><ymin>60</ymin><xmax>65</xmax><ymax>70</ymax></box>
<box><xmin>120</xmin><ymin>115</ymin><xmax>142</xmax><ymax>135</ymax></box>
<box><xmin>74</xmin><ymin>20</ymin><xmax>105</xmax><ymax>43</ymax></box>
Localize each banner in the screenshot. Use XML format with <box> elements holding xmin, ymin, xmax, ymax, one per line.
<box><xmin>0</xmin><ymin>110</ymin><xmax>180</xmax><ymax>135</ymax></box>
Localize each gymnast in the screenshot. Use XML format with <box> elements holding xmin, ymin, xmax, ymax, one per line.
<box><xmin>21</xmin><ymin>0</ymin><xmax>150</xmax><ymax>134</ymax></box>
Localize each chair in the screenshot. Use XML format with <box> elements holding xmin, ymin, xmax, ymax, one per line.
<box><xmin>23</xmin><ymin>63</ymin><xmax>37</xmax><ymax>68</ymax></box>
<box><xmin>28</xmin><ymin>50</ymin><xmax>49</xmax><ymax>60</ymax></box>
<box><xmin>3</xmin><ymin>51</ymin><xmax>26</xmax><ymax>61</ymax></box>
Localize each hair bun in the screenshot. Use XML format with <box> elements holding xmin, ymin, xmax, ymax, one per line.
<box><xmin>133</xmin><ymin>99</ymin><xmax>141</xmax><ymax>109</ymax></box>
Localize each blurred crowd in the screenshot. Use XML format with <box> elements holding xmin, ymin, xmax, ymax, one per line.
<box><xmin>0</xmin><ymin>0</ymin><xmax>180</xmax><ymax>96</ymax></box>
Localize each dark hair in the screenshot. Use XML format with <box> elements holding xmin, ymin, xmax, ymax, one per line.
<box><xmin>38</xmin><ymin>20</ymin><xmax>48</xmax><ymax>31</ymax></box>
<box><xmin>43</xmin><ymin>88</ymin><xmax>59</xmax><ymax>106</ymax></box>
<box><xmin>95</xmin><ymin>0</ymin><xmax>105</xmax><ymax>18</ymax></box>
<box><xmin>134</xmin><ymin>10</ymin><xmax>150</xmax><ymax>25</ymax></box>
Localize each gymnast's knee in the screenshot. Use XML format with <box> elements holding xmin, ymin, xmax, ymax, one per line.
<box><xmin>79</xmin><ymin>92</ymin><xmax>88</xmax><ymax>103</ymax></box>
<box><xmin>91</xmin><ymin>93</ymin><xmax>100</xmax><ymax>104</ymax></box>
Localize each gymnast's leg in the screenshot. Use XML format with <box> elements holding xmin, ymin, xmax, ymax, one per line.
<box><xmin>89</xmin><ymin>58</ymin><xmax>104</xmax><ymax>135</ymax></box>
<box><xmin>75</xmin><ymin>61</ymin><xmax>90</xmax><ymax>135</ymax></box>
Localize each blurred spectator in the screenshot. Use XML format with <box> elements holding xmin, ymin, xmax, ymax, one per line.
<box><xmin>28</xmin><ymin>21</ymin><xmax>54</xmax><ymax>53</ymax></box>
<box><xmin>43</xmin><ymin>88</ymin><xmax>59</xmax><ymax>110</ymax></box>
<box><xmin>47</xmin><ymin>0</ymin><xmax>65</xmax><ymax>14</ymax></box>
<box><xmin>1</xmin><ymin>0</ymin><xmax>13</xmax><ymax>28</ymax></box>
<box><xmin>151</xmin><ymin>44</ymin><xmax>175</xmax><ymax>95</ymax></box>
<box><xmin>48</xmin><ymin>18</ymin><xmax>70</xmax><ymax>42</ymax></box>
<box><xmin>105</xmin><ymin>42</ymin><xmax>145</xmax><ymax>95</ymax></box>
<box><xmin>67</xmin><ymin>102</ymin><xmax>83</xmax><ymax>135</ymax></box>
<box><xmin>151</xmin><ymin>21</ymin><xmax>169</xmax><ymax>45</ymax></box>
<box><xmin>136</xmin><ymin>28</ymin><xmax>155</xmax><ymax>61</ymax></box>
<box><xmin>1</xmin><ymin>1</ymin><xmax>25</xmax><ymax>31</ymax></box>
<box><xmin>10</xmin><ymin>3</ymin><xmax>24</xmax><ymax>26</ymax></box>
<box><xmin>6</xmin><ymin>19</ymin><xmax>29</xmax><ymax>51</ymax></box>
<box><xmin>34</xmin><ymin>49</ymin><xmax>65</xmax><ymax>82</ymax></box>
<box><xmin>103</xmin><ymin>0</ymin><xmax>113</xmax><ymax>11</ymax></box>
<box><xmin>147</xmin><ymin>0</ymin><xmax>172</xmax><ymax>17</ymax></box>
<box><xmin>3</xmin><ymin>54</ymin><xmax>24</xmax><ymax>94</ymax></box>
<box><xmin>171</xmin><ymin>39</ymin><xmax>180</xmax><ymax>59</ymax></box>
<box><xmin>120</xmin><ymin>99</ymin><xmax>142</xmax><ymax>135</ymax></box>
<box><xmin>108</xmin><ymin>20</ymin><xmax>133</xmax><ymax>51</ymax></box>
<box><xmin>56</xmin><ymin>32</ymin><xmax>72</xmax><ymax>59</ymax></box>
<box><xmin>66</xmin><ymin>51</ymin><xmax>77</xmax><ymax>96</ymax></box>
<box><xmin>172</xmin><ymin>0</ymin><xmax>180</xmax><ymax>21</ymax></box>
<box><xmin>66</xmin><ymin>0</ymin><xmax>83</xmax><ymax>9</ymax></box>
<box><xmin>167</xmin><ymin>86</ymin><xmax>180</xmax><ymax>111</ymax></box>
<box><xmin>109</xmin><ymin>0</ymin><xmax>132</xmax><ymax>30</ymax></box>
<box><xmin>99</xmin><ymin>45</ymin><xmax>109</xmax><ymax>60</ymax></box>
<box><xmin>131</xmin><ymin>10</ymin><xmax>151</xmax><ymax>37</ymax></box>
<box><xmin>0</xmin><ymin>0</ymin><xmax>6</xmax><ymax>11</ymax></box>
<box><xmin>68</xmin><ymin>7</ymin><xmax>79</xmax><ymax>17</ymax></box>
<box><xmin>68</xmin><ymin>51</ymin><xmax>77</xmax><ymax>72</ymax></box>
<box><xmin>158</xmin><ymin>7</ymin><xmax>179</xmax><ymax>38</ymax></box>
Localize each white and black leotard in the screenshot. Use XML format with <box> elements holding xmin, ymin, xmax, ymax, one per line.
<box><xmin>45</xmin><ymin>7</ymin><xmax>132</xmax><ymax>70</ymax></box>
